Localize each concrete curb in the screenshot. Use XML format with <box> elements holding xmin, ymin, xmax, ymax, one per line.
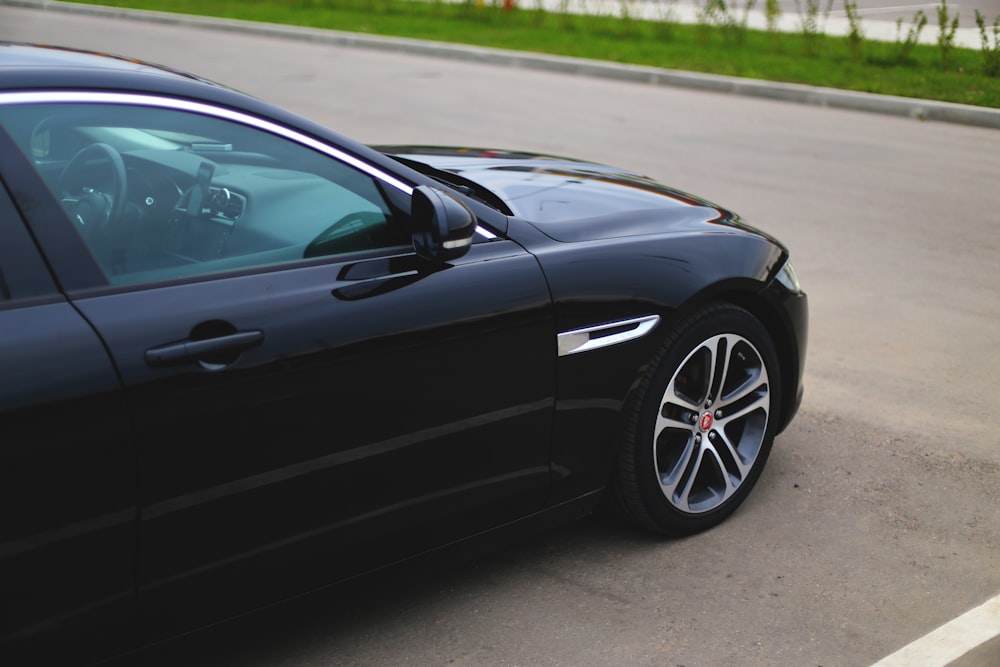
<box><xmin>3</xmin><ymin>0</ymin><xmax>999</xmax><ymax>129</ymax></box>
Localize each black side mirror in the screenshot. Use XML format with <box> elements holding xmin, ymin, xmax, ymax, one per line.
<box><xmin>411</xmin><ymin>185</ymin><xmax>476</xmax><ymax>262</ymax></box>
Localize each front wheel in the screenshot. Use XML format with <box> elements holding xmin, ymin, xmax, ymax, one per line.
<box><xmin>615</xmin><ymin>303</ymin><xmax>781</xmax><ymax>535</ymax></box>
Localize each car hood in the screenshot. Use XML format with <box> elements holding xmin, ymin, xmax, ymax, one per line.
<box><xmin>376</xmin><ymin>146</ymin><xmax>755</xmax><ymax>243</ymax></box>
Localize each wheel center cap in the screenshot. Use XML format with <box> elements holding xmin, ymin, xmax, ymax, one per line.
<box><xmin>699</xmin><ymin>412</ymin><xmax>714</xmax><ymax>432</ymax></box>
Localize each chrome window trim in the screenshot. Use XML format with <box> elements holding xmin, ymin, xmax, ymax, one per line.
<box><xmin>0</xmin><ymin>90</ymin><xmax>415</xmax><ymax>194</ymax></box>
<box><xmin>557</xmin><ymin>314</ymin><xmax>661</xmax><ymax>357</ymax></box>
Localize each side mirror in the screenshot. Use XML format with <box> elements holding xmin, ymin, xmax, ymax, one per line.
<box><xmin>411</xmin><ymin>185</ymin><xmax>476</xmax><ymax>262</ymax></box>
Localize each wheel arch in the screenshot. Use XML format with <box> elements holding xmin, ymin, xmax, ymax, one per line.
<box><xmin>660</xmin><ymin>281</ymin><xmax>803</xmax><ymax>435</ymax></box>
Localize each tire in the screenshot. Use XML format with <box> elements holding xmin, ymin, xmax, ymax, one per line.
<box><xmin>615</xmin><ymin>303</ymin><xmax>781</xmax><ymax>536</ymax></box>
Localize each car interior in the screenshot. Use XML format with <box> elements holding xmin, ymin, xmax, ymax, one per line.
<box><xmin>1</xmin><ymin>103</ymin><xmax>411</xmax><ymax>286</ymax></box>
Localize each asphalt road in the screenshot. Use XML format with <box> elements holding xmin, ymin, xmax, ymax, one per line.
<box><xmin>2</xmin><ymin>5</ymin><xmax>999</xmax><ymax>666</ymax></box>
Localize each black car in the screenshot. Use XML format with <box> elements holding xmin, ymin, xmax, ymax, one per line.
<box><xmin>0</xmin><ymin>43</ymin><xmax>807</xmax><ymax>664</ymax></box>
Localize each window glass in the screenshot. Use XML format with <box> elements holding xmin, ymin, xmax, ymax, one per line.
<box><xmin>0</xmin><ymin>103</ymin><xmax>409</xmax><ymax>285</ymax></box>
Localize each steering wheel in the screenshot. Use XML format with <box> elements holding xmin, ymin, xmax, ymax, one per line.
<box><xmin>58</xmin><ymin>143</ymin><xmax>128</xmax><ymax>239</ymax></box>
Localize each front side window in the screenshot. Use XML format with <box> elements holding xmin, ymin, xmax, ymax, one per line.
<box><xmin>0</xmin><ymin>100</ymin><xmax>411</xmax><ymax>285</ymax></box>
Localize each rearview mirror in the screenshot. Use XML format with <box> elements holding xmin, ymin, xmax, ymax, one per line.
<box><xmin>411</xmin><ymin>185</ymin><xmax>476</xmax><ymax>262</ymax></box>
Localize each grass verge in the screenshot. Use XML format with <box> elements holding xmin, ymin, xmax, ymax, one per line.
<box><xmin>60</xmin><ymin>0</ymin><xmax>1000</xmax><ymax>108</ymax></box>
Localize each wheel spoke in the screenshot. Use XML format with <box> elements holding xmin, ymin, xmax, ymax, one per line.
<box><xmin>670</xmin><ymin>440</ymin><xmax>706</xmax><ymax>511</ymax></box>
<box><xmin>712</xmin><ymin>429</ymin><xmax>752</xmax><ymax>480</ymax></box>
<box><xmin>704</xmin><ymin>440</ymin><xmax>740</xmax><ymax>495</ymax></box>
<box><xmin>664</xmin><ymin>389</ymin><xmax>702</xmax><ymax>412</ymax></box>
<box><xmin>717</xmin><ymin>368</ymin><xmax>764</xmax><ymax>408</ymax></box>
<box><xmin>716</xmin><ymin>384</ymin><xmax>769</xmax><ymax>425</ymax></box>
<box><xmin>654</xmin><ymin>403</ymin><xmax>694</xmax><ymax>434</ymax></box>
<box><xmin>658</xmin><ymin>436</ymin><xmax>696</xmax><ymax>492</ymax></box>
<box><xmin>707</xmin><ymin>335</ymin><xmax>732</xmax><ymax>404</ymax></box>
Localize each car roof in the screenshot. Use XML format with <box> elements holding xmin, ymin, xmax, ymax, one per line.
<box><xmin>0</xmin><ymin>42</ymin><xmax>206</xmax><ymax>81</ymax></box>
<box><xmin>0</xmin><ymin>42</ymin><xmax>279</xmax><ymax>123</ymax></box>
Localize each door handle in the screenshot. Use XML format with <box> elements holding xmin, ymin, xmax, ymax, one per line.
<box><xmin>145</xmin><ymin>330</ymin><xmax>264</xmax><ymax>368</ymax></box>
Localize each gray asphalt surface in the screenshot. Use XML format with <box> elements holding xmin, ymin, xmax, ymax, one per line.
<box><xmin>2</xmin><ymin>4</ymin><xmax>999</xmax><ymax>666</ymax></box>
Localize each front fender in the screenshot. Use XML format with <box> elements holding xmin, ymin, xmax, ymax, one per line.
<box><xmin>514</xmin><ymin>220</ymin><xmax>790</xmax><ymax>504</ymax></box>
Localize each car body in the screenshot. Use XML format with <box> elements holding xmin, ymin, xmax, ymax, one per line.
<box><xmin>0</xmin><ymin>43</ymin><xmax>807</xmax><ymax>665</ymax></box>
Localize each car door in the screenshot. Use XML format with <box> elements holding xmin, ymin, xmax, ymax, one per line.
<box><xmin>0</xmin><ymin>140</ymin><xmax>137</xmax><ymax>665</ymax></box>
<box><xmin>0</xmin><ymin>96</ymin><xmax>556</xmax><ymax>638</ymax></box>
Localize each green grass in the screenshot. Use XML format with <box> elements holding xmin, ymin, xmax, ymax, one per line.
<box><xmin>64</xmin><ymin>0</ymin><xmax>1000</xmax><ymax>108</ymax></box>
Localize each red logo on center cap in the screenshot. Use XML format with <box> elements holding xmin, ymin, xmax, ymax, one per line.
<box><xmin>700</xmin><ymin>412</ymin><xmax>714</xmax><ymax>431</ymax></box>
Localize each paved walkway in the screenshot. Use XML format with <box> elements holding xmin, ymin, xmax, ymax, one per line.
<box><xmin>478</xmin><ymin>0</ymin><xmax>989</xmax><ymax>47</ymax></box>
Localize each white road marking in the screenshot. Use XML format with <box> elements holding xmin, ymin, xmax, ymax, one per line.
<box><xmin>871</xmin><ymin>594</ymin><xmax>1000</xmax><ymax>667</ymax></box>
